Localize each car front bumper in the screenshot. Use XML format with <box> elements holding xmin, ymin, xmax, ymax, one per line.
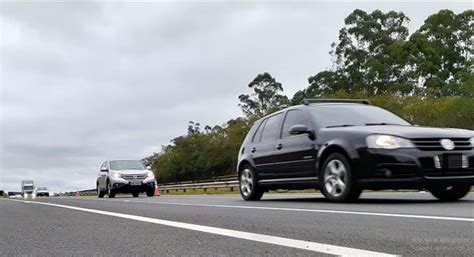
<box><xmin>109</xmin><ymin>176</ymin><xmax>156</xmax><ymax>193</ymax></box>
<box><xmin>355</xmin><ymin>148</ymin><xmax>474</xmax><ymax>189</ymax></box>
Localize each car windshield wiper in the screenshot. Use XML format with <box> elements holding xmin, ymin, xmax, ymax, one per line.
<box><xmin>326</xmin><ymin>124</ymin><xmax>356</xmax><ymax>128</ymax></box>
<box><xmin>365</xmin><ymin>122</ymin><xmax>401</xmax><ymax>126</ymax></box>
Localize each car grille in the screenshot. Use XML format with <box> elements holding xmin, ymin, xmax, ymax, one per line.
<box><xmin>411</xmin><ymin>138</ymin><xmax>472</xmax><ymax>151</ymax></box>
<box><xmin>121</xmin><ymin>174</ymin><xmax>147</xmax><ymax>181</ymax></box>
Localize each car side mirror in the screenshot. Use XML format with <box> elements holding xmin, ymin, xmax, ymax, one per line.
<box><xmin>289</xmin><ymin>125</ymin><xmax>310</xmax><ymax>135</ymax></box>
<box><xmin>100</xmin><ymin>167</ymin><xmax>108</xmax><ymax>172</ymax></box>
<box><xmin>289</xmin><ymin>125</ymin><xmax>315</xmax><ymax>140</ymax></box>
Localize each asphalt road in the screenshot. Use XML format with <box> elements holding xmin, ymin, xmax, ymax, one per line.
<box><xmin>1</xmin><ymin>192</ymin><xmax>473</xmax><ymax>256</ymax></box>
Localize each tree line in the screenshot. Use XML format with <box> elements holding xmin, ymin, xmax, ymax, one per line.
<box><xmin>145</xmin><ymin>9</ymin><xmax>473</xmax><ymax>183</ymax></box>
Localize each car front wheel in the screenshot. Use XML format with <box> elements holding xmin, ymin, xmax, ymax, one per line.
<box><xmin>97</xmin><ymin>183</ymin><xmax>104</xmax><ymax>198</ymax></box>
<box><xmin>146</xmin><ymin>190</ymin><xmax>154</xmax><ymax>197</ymax></box>
<box><xmin>429</xmin><ymin>185</ymin><xmax>471</xmax><ymax>201</ymax></box>
<box><xmin>239</xmin><ymin>165</ymin><xmax>264</xmax><ymax>201</ymax></box>
<box><xmin>320</xmin><ymin>153</ymin><xmax>361</xmax><ymax>203</ymax></box>
<box><xmin>107</xmin><ymin>181</ymin><xmax>115</xmax><ymax>198</ymax></box>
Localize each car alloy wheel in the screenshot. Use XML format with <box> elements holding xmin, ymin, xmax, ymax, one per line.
<box><xmin>107</xmin><ymin>181</ymin><xmax>115</xmax><ymax>198</ymax></box>
<box><xmin>97</xmin><ymin>183</ymin><xmax>104</xmax><ymax>198</ymax></box>
<box><xmin>240</xmin><ymin>168</ymin><xmax>253</xmax><ymax>197</ymax></box>
<box><xmin>321</xmin><ymin>153</ymin><xmax>361</xmax><ymax>202</ymax></box>
<box><xmin>324</xmin><ymin>159</ymin><xmax>347</xmax><ymax>198</ymax></box>
<box><xmin>239</xmin><ymin>165</ymin><xmax>264</xmax><ymax>201</ymax></box>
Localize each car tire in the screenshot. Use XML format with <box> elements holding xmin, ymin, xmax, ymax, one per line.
<box><xmin>429</xmin><ymin>185</ymin><xmax>471</xmax><ymax>202</ymax></box>
<box><xmin>239</xmin><ymin>165</ymin><xmax>264</xmax><ymax>201</ymax></box>
<box><xmin>146</xmin><ymin>190</ymin><xmax>154</xmax><ymax>197</ymax></box>
<box><xmin>320</xmin><ymin>153</ymin><xmax>361</xmax><ymax>203</ymax></box>
<box><xmin>97</xmin><ymin>184</ymin><xmax>104</xmax><ymax>198</ymax></box>
<box><xmin>132</xmin><ymin>192</ymin><xmax>139</xmax><ymax>197</ymax></box>
<box><xmin>107</xmin><ymin>181</ymin><xmax>115</xmax><ymax>198</ymax></box>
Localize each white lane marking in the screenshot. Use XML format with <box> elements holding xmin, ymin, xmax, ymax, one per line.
<box><xmin>22</xmin><ymin>200</ymin><xmax>397</xmax><ymax>257</ymax></box>
<box><xmin>143</xmin><ymin>201</ymin><xmax>474</xmax><ymax>222</ymax></box>
<box><xmin>71</xmin><ymin>197</ymin><xmax>473</xmax><ymax>222</ymax></box>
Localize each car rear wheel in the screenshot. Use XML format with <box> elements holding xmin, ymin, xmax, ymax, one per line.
<box><xmin>107</xmin><ymin>181</ymin><xmax>115</xmax><ymax>198</ymax></box>
<box><xmin>429</xmin><ymin>185</ymin><xmax>471</xmax><ymax>201</ymax></box>
<box><xmin>320</xmin><ymin>153</ymin><xmax>361</xmax><ymax>203</ymax></box>
<box><xmin>132</xmin><ymin>192</ymin><xmax>139</xmax><ymax>197</ymax></box>
<box><xmin>239</xmin><ymin>165</ymin><xmax>264</xmax><ymax>201</ymax></box>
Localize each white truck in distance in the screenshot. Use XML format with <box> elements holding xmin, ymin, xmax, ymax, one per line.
<box><xmin>21</xmin><ymin>180</ymin><xmax>35</xmax><ymax>199</ymax></box>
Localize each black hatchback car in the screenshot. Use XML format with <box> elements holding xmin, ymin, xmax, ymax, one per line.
<box><xmin>237</xmin><ymin>99</ymin><xmax>474</xmax><ymax>202</ymax></box>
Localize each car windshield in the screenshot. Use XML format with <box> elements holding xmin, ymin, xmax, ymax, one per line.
<box><xmin>310</xmin><ymin>104</ymin><xmax>411</xmax><ymax>128</ymax></box>
<box><xmin>23</xmin><ymin>186</ymin><xmax>34</xmax><ymax>190</ymax></box>
<box><xmin>109</xmin><ymin>160</ymin><xmax>145</xmax><ymax>170</ymax></box>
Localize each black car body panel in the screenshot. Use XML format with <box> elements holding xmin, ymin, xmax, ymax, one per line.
<box><xmin>237</xmin><ymin>102</ymin><xmax>474</xmax><ymax>192</ymax></box>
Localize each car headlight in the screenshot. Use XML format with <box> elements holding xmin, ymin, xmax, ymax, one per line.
<box><xmin>470</xmin><ymin>137</ymin><xmax>474</xmax><ymax>147</ymax></box>
<box><xmin>366</xmin><ymin>135</ymin><xmax>414</xmax><ymax>149</ymax></box>
<box><xmin>111</xmin><ymin>171</ymin><xmax>122</xmax><ymax>178</ymax></box>
<box><xmin>147</xmin><ymin>170</ymin><xmax>155</xmax><ymax>178</ymax></box>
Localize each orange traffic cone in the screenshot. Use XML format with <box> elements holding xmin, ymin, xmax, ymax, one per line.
<box><xmin>154</xmin><ymin>184</ymin><xmax>161</xmax><ymax>196</ymax></box>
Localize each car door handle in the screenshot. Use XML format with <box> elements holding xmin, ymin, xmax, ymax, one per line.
<box><xmin>251</xmin><ymin>147</ymin><xmax>256</xmax><ymax>153</ymax></box>
<box><xmin>276</xmin><ymin>144</ymin><xmax>283</xmax><ymax>150</ymax></box>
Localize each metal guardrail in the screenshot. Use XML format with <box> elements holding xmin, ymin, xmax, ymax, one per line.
<box><xmin>158</xmin><ymin>175</ymin><xmax>238</xmax><ymax>193</ymax></box>
<box><xmin>159</xmin><ymin>180</ymin><xmax>239</xmax><ymax>193</ymax></box>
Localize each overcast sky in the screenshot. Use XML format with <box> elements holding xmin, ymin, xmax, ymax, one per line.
<box><xmin>0</xmin><ymin>1</ymin><xmax>471</xmax><ymax>192</ymax></box>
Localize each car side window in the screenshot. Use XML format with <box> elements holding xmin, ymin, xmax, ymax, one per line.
<box><xmin>260</xmin><ymin>113</ymin><xmax>283</xmax><ymax>142</ymax></box>
<box><xmin>281</xmin><ymin>110</ymin><xmax>307</xmax><ymax>138</ymax></box>
<box><xmin>252</xmin><ymin>120</ymin><xmax>266</xmax><ymax>143</ymax></box>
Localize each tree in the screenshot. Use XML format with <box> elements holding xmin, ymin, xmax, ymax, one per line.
<box><xmin>238</xmin><ymin>72</ymin><xmax>290</xmax><ymax>117</ymax></box>
<box><xmin>407</xmin><ymin>10</ymin><xmax>473</xmax><ymax>97</ymax></box>
<box><xmin>329</xmin><ymin>9</ymin><xmax>411</xmax><ymax>95</ymax></box>
<box><xmin>304</xmin><ymin>9</ymin><xmax>472</xmax><ymax>99</ymax></box>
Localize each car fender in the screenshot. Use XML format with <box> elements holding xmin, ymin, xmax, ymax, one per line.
<box><xmin>236</xmin><ymin>154</ymin><xmax>257</xmax><ymax>175</ymax></box>
<box><xmin>315</xmin><ymin>138</ymin><xmax>361</xmax><ymax>174</ymax></box>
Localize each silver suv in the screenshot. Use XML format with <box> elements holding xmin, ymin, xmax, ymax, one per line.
<box><xmin>97</xmin><ymin>160</ymin><xmax>156</xmax><ymax>198</ymax></box>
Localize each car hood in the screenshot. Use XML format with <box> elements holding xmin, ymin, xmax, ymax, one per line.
<box><xmin>323</xmin><ymin>125</ymin><xmax>474</xmax><ymax>139</ymax></box>
<box><xmin>110</xmin><ymin>169</ymin><xmax>147</xmax><ymax>175</ymax></box>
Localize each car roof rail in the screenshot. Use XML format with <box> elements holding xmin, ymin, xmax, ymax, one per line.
<box><xmin>302</xmin><ymin>98</ymin><xmax>371</xmax><ymax>105</ymax></box>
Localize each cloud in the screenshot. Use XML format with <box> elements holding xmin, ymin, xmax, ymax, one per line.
<box><xmin>0</xmin><ymin>1</ymin><xmax>471</xmax><ymax>192</ymax></box>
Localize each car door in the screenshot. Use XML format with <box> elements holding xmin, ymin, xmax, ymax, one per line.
<box><xmin>251</xmin><ymin>113</ymin><xmax>283</xmax><ymax>179</ymax></box>
<box><xmin>273</xmin><ymin>109</ymin><xmax>316</xmax><ymax>178</ymax></box>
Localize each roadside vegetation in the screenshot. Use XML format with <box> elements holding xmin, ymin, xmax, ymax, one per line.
<box><xmin>145</xmin><ymin>9</ymin><xmax>473</xmax><ymax>184</ymax></box>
